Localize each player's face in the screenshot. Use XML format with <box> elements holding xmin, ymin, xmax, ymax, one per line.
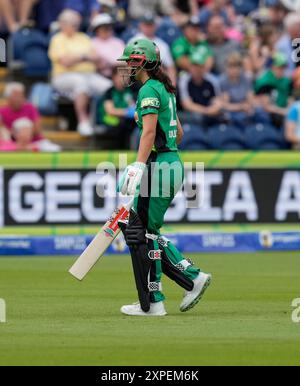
<box><xmin>118</xmin><ymin>65</ymin><xmax>140</xmax><ymax>87</ymax></box>
<box><xmin>118</xmin><ymin>59</ymin><xmax>145</xmax><ymax>87</ymax></box>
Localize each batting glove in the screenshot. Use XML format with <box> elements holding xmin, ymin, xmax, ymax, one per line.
<box><xmin>118</xmin><ymin>162</ymin><xmax>147</xmax><ymax>196</ymax></box>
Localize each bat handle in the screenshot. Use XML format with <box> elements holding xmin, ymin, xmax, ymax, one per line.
<box><xmin>124</xmin><ymin>197</ymin><xmax>135</xmax><ymax>211</ymax></box>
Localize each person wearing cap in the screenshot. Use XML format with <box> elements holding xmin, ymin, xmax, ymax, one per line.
<box><xmin>171</xmin><ymin>16</ymin><xmax>214</xmax><ymax>72</ymax></box>
<box><xmin>178</xmin><ymin>50</ymin><xmax>222</xmax><ymax>127</ymax></box>
<box><xmin>255</xmin><ymin>53</ymin><xmax>293</xmax><ymax>127</ymax></box>
<box><xmin>48</xmin><ymin>9</ymin><xmax>112</xmax><ymax>137</ymax></box>
<box><xmin>91</xmin><ymin>13</ymin><xmax>125</xmax><ymax>78</ymax></box>
<box><xmin>129</xmin><ymin>13</ymin><xmax>177</xmax><ymax>85</ymax></box>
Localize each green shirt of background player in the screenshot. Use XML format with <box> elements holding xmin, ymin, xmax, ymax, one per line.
<box><xmin>171</xmin><ymin>17</ymin><xmax>214</xmax><ymax>72</ymax></box>
<box><xmin>255</xmin><ymin>53</ymin><xmax>292</xmax><ymax>113</ymax></box>
<box><xmin>116</xmin><ymin>38</ymin><xmax>211</xmax><ymax>317</ymax></box>
<box><xmin>255</xmin><ymin>53</ymin><xmax>293</xmax><ymax>128</ymax></box>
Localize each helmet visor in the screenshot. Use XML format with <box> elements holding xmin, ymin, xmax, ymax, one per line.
<box><xmin>117</xmin><ymin>55</ymin><xmax>147</xmax><ymax>87</ymax></box>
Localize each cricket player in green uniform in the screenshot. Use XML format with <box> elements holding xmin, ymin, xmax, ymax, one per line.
<box><xmin>117</xmin><ymin>38</ymin><xmax>211</xmax><ymax>316</ymax></box>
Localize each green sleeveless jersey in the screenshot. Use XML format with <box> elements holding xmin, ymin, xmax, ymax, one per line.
<box><xmin>136</xmin><ymin>79</ymin><xmax>178</xmax><ymax>152</ymax></box>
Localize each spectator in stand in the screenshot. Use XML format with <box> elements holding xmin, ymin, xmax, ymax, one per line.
<box><xmin>129</xmin><ymin>13</ymin><xmax>177</xmax><ymax>85</ymax></box>
<box><xmin>255</xmin><ymin>53</ymin><xmax>293</xmax><ymax>128</ymax></box>
<box><xmin>248</xmin><ymin>24</ymin><xmax>279</xmax><ymax>76</ymax></box>
<box><xmin>11</xmin><ymin>118</ymin><xmax>36</xmax><ymax>150</ymax></box>
<box><xmin>285</xmin><ymin>89</ymin><xmax>300</xmax><ymax>149</ymax></box>
<box><xmin>178</xmin><ymin>50</ymin><xmax>222</xmax><ymax>127</ymax></box>
<box><xmin>0</xmin><ymin>82</ymin><xmax>42</xmax><ymax>140</ymax></box>
<box><xmin>0</xmin><ymin>118</ymin><xmax>34</xmax><ymax>151</ymax></box>
<box><xmin>206</xmin><ymin>15</ymin><xmax>242</xmax><ymax>75</ymax></box>
<box><xmin>97</xmin><ymin>66</ymin><xmax>135</xmax><ymax>149</ymax></box>
<box><xmin>165</xmin><ymin>5</ymin><xmax>191</xmax><ymax>26</ymax></box>
<box><xmin>128</xmin><ymin>0</ymin><xmax>174</xmax><ymax>21</ymax></box>
<box><xmin>0</xmin><ymin>118</ymin><xmax>11</xmax><ymax>143</ymax></box>
<box><xmin>48</xmin><ymin>10</ymin><xmax>112</xmax><ymax>137</ymax></box>
<box><xmin>0</xmin><ymin>0</ymin><xmax>37</xmax><ymax>33</ymax></box>
<box><xmin>267</xmin><ymin>1</ymin><xmax>287</xmax><ymax>32</ymax></box>
<box><xmin>172</xmin><ymin>17</ymin><xmax>214</xmax><ymax>72</ymax></box>
<box><xmin>220</xmin><ymin>52</ymin><xmax>255</xmax><ymax>128</ymax></box>
<box><xmin>91</xmin><ymin>14</ymin><xmax>125</xmax><ymax>79</ymax></box>
<box><xmin>198</xmin><ymin>0</ymin><xmax>235</xmax><ymax>30</ymax></box>
<box><xmin>0</xmin><ymin>83</ymin><xmax>61</xmax><ymax>152</ymax></box>
<box><xmin>96</xmin><ymin>0</ymin><xmax>127</xmax><ymax>32</ymax></box>
<box><xmin>276</xmin><ymin>12</ymin><xmax>300</xmax><ymax>76</ymax></box>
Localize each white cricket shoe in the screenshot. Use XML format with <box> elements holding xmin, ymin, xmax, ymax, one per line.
<box><xmin>121</xmin><ymin>302</ymin><xmax>167</xmax><ymax>317</ymax></box>
<box><xmin>180</xmin><ymin>272</ymin><xmax>212</xmax><ymax>313</ymax></box>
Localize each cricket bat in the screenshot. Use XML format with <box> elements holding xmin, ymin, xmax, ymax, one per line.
<box><xmin>69</xmin><ymin>199</ymin><xmax>133</xmax><ymax>281</ymax></box>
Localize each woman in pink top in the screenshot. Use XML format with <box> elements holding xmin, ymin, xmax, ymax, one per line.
<box><xmin>0</xmin><ymin>82</ymin><xmax>43</xmax><ymax>141</ymax></box>
<box><xmin>91</xmin><ymin>13</ymin><xmax>125</xmax><ymax>79</ymax></box>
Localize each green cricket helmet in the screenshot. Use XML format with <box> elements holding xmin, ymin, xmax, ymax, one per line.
<box><xmin>117</xmin><ymin>38</ymin><xmax>161</xmax><ymax>86</ymax></box>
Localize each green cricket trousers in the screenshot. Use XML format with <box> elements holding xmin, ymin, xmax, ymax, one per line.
<box><xmin>134</xmin><ymin>151</ymin><xmax>200</xmax><ymax>303</ymax></box>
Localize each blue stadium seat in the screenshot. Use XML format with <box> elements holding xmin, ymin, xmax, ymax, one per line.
<box><xmin>10</xmin><ymin>28</ymin><xmax>50</xmax><ymax>77</ymax></box>
<box><xmin>11</xmin><ymin>28</ymin><xmax>49</xmax><ymax>59</ymax></box>
<box><xmin>156</xmin><ymin>19</ymin><xmax>182</xmax><ymax>46</ymax></box>
<box><xmin>23</xmin><ymin>45</ymin><xmax>51</xmax><ymax>77</ymax></box>
<box><xmin>245</xmin><ymin>124</ymin><xmax>288</xmax><ymax>150</ymax></box>
<box><xmin>120</xmin><ymin>26</ymin><xmax>139</xmax><ymax>43</ymax></box>
<box><xmin>207</xmin><ymin>124</ymin><xmax>246</xmax><ymax>150</ymax></box>
<box><xmin>179</xmin><ymin>124</ymin><xmax>211</xmax><ymax>151</ymax></box>
<box><xmin>29</xmin><ymin>83</ymin><xmax>58</xmax><ymax>116</ymax></box>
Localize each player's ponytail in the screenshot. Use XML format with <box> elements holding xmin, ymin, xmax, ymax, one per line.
<box><xmin>147</xmin><ymin>66</ymin><xmax>177</xmax><ymax>94</ymax></box>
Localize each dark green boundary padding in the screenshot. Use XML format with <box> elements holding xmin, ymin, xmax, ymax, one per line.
<box><xmin>0</xmin><ymin>151</ymin><xmax>300</xmax><ymax>169</ymax></box>
<box><xmin>1</xmin><ymin>151</ymin><xmax>300</xmax><ymax>235</ymax></box>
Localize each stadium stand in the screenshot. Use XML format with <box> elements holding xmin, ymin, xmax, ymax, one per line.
<box><xmin>179</xmin><ymin>124</ymin><xmax>211</xmax><ymax>150</ymax></box>
<box><xmin>0</xmin><ymin>0</ymin><xmax>300</xmax><ymax>151</ymax></box>
<box><xmin>245</xmin><ymin>123</ymin><xmax>288</xmax><ymax>150</ymax></box>
<box><xmin>207</xmin><ymin>124</ymin><xmax>246</xmax><ymax>151</ymax></box>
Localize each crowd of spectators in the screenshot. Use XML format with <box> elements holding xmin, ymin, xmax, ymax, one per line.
<box><xmin>0</xmin><ymin>82</ymin><xmax>60</xmax><ymax>151</ymax></box>
<box><xmin>0</xmin><ymin>0</ymin><xmax>300</xmax><ymax>151</ymax></box>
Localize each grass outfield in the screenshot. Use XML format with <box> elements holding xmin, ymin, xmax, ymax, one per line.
<box><xmin>0</xmin><ymin>253</ymin><xmax>299</xmax><ymax>366</ymax></box>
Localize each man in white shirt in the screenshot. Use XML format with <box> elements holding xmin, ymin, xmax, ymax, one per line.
<box><xmin>129</xmin><ymin>13</ymin><xmax>177</xmax><ymax>85</ymax></box>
